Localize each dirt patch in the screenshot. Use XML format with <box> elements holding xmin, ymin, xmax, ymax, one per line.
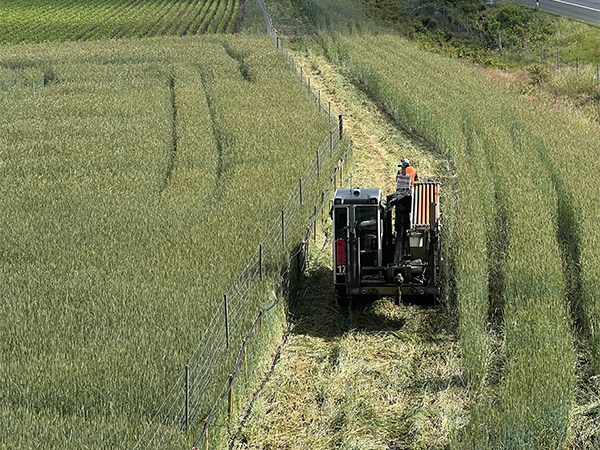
<box><xmin>482</xmin><ymin>66</ymin><xmax>529</xmax><ymax>87</ymax></box>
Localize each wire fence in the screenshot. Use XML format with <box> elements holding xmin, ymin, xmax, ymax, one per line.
<box><xmin>487</xmin><ymin>32</ymin><xmax>600</xmax><ymax>90</ymax></box>
<box><xmin>133</xmin><ymin>3</ymin><xmax>353</xmax><ymax>447</ymax></box>
<box><xmin>191</xmin><ymin>138</ymin><xmax>353</xmax><ymax>450</ymax></box>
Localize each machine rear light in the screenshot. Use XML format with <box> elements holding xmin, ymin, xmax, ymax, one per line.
<box><xmin>336</xmin><ymin>239</ymin><xmax>347</xmax><ymax>266</ymax></box>
<box><xmin>370</xmin><ymin>198</ymin><xmax>378</xmax><ymax>204</ymax></box>
<box><xmin>334</xmin><ymin>198</ymin><xmax>342</xmax><ymax>204</ymax></box>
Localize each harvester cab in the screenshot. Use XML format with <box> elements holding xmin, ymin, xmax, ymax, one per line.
<box><xmin>331</xmin><ymin>170</ymin><xmax>441</xmax><ymax>307</ymax></box>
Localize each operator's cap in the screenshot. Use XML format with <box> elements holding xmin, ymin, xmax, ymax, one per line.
<box><xmin>399</xmin><ymin>158</ymin><xmax>410</xmax><ymax>167</ymax></box>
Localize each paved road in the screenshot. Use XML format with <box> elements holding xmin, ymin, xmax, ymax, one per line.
<box><xmin>513</xmin><ymin>0</ymin><xmax>600</xmax><ymax>26</ymax></box>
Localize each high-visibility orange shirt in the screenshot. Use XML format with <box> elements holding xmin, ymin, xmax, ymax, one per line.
<box><xmin>398</xmin><ymin>167</ymin><xmax>418</xmax><ymax>186</ymax></box>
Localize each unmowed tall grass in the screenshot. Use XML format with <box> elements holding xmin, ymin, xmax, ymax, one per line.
<box><xmin>0</xmin><ymin>35</ymin><xmax>330</xmax><ymax>447</ymax></box>
<box><xmin>322</xmin><ymin>31</ymin><xmax>579</xmax><ymax>447</ymax></box>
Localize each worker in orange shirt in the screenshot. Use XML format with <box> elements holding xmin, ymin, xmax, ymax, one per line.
<box><xmin>395</xmin><ymin>159</ymin><xmax>418</xmax><ymax>255</ymax></box>
<box><xmin>398</xmin><ymin>158</ymin><xmax>418</xmax><ymax>186</ymax></box>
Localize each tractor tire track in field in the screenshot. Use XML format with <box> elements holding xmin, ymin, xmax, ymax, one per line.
<box><xmin>477</xmin><ymin>121</ymin><xmax>510</xmax><ymax>333</ymax></box>
<box><xmin>223</xmin><ymin>42</ymin><xmax>253</xmax><ymax>82</ymax></box>
<box><xmin>459</xmin><ymin>117</ymin><xmax>509</xmax><ymax>389</ymax></box>
<box><xmin>525</xmin><ymin>129</ymin><xmax>584</xmax><ymax>333</ymax></box>
<box><xmin>228</xmin><ymin>51</ymin><xmax>466</xmax><ymax>450</ymax></box>
<box><xmin>199</xmin><ymin>68</ymin><xmax>224</xmax><ymax>181</ymax></box>
<box><xmin>522</xmin><ymin>128</ymin><xmax>599</xmax><ymax>447</ymax></box>
<box><xmin>160</xmin><ymin>75</ymin><xmax>178</xmax><ymax>194</ymax></box>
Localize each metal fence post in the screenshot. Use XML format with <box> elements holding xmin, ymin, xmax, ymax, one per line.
<box><xmin>243</xmin><ymin>342</ymin><xmax>248</xmax><ymax>377</ymax></box>
<box><xmin>224</xmin><ymin>294</ymin><xmax>229</xmax><ymax>349</ymax></box>
<box><xmin>300</xmin><ymin>67</ymin><xmax>303</xmax><ymax>86</ymax></box>
<box><xmin>185</xmin><ymin>365</ymin><xmax>189</xmax><ymax>431</ymax></box>
<box><xmin>276</xmin><ymin>36</ymin><xmax>279</xmax><ymax>49</ymax></box>
<box><xmin>259</xmin><ymin>244</ymin><xmax>263</xmax><ymax>280</ymax></box>
<box><xmin>305</xmin><ymin>231</ymin><xmax>310</xmax><ymax>261</ymax></box>
<box><xmin>316</xmin><ymin>150</ymin><xmax>320</xmax><ymax>179</ymax></box>
<box><xmin>498</xmin><ymin>30</ymin><xmax>502</xmax><ymax>51</ymax></box>
<box><xmin>541</xmin><ymin>45</ymin><xmax>544</xmax><ymax>63</ymax></box>
<box><xmin>576</xmin><ymin>57</ymin><xmax>579</xmax><ymax>75</ymax></box>
<box><xmin>318</xmin><ymin>90</ymin><xmax>321</xmax><ymax>111</ymax></box>
<box><xmin>328</xmin><ymin>101</ymin><xmax>331</xmax><ymax>124</ymax></box>
<box><xmin>281</xmin><ymin>210</ymin><xmax>285</xmax><ymax>248</ymax></box>
<box><xmin>308</xmin><ymin>77</ymin><xmax>311</xmax><ymax>96</ymax></box>
<box><xmin>228</xmin><ymin>374</ymin><xmax>234</xmax><ymax>423</ymax></box>
<box><xmin>339</xmin><ymin>115</ymin><xmax>343</xmax><ymax>140</ymax></box>
<box><xmin>314</xmin><ymin>206</ymin><xmax>317</xmax><ymax>242</ymax></box>
<box><xmin>299</xmin><ymin>178</ymin><xmax>303</xmax><ymax>206</ymax></box>
<box><xmin>597</xmin><ymin>64</ymin><xmax>599</xmax><ymax>88</ymax></box>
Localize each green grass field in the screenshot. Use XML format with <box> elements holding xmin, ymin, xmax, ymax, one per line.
<box><xmin>332</xmin><ymin>31</ymin><xmax>599</xmax><ymax>450</ymax></box>
<box><xmin>253</xmin><ymin>0</ymin><xmax>600</xmax><ymax>447</ymax></box>
<box><xmin>0</xmin><ymin>0</ymin><xmax>244</xmax><ymax>45</ymax></box>
<box><xmin>0</xmin><ymin>34</ymin><xmax>334</xmax><ymax>447</ymax></box>
<box><xmin>2</xmin><ymin>0</ymin><xmax>600</xmax><ymax>448</ymax></box>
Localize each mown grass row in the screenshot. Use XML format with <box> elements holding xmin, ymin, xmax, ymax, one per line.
<box><xmin>0</xmin><ymin>35</ymin><xmax>330</xmax><ymax>447</ymax></box>
<box><xmin>0</xmin><ymin>0</ymin><xmax>243</xmax><ymax>45</ymax></box>
<box><xmin>322</xmin><ymin>32</ymin><xmax>580</xmax><ymax>447</ymax></box>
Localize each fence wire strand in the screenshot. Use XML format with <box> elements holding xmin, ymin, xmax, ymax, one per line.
<box><xmin>133</xmin><ymin>2</ymin><xmax>352</xmax><ymax>448</ymax></box>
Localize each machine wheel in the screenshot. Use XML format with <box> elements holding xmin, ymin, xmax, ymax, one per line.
<box><xmin>336</xmin><ymin>294</ymin><xmax>350</xmax><ymax>310</ymax></box>
<box><xmin>335</xmin><ymin>285</ymin><xmax>350</xmax><ymax>310</ymax></box>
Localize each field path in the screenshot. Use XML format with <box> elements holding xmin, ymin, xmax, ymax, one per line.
<box><xmin>227</xmin><ymin>51</ymin><xmax>466</xmax><ymax>450</ymax></box>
